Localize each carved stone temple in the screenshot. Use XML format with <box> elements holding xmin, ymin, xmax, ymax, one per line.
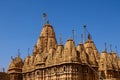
<box><xmin>7</xmin><ymin>22</ymin><xmax>120</xmax><ymax>80</ymax></box>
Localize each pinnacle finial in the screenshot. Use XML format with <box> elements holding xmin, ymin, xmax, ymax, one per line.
<box><xmin>28</xmin><ymin>48</ymin><xmax>30</xmax><ymax>56</ymax></box>
<box><xmin>115</xmin><ymin>46</ymin><xmax>118</xmax><ymax>53</ymax></box>
<box><xmin>88</xmin><ymin>33</ymin><xmax>92</xmax><ymax>40</ymax></box>
<box><xmin>110</xmin><ymin>44</ymin><xmax>112</xmax><ymax>52</ymax></box>
<box><xmin>104</xmin><ymin>42</ymin><xmax>107</xmax><ymax>52</ymax></box>
<box><xmin>60</xmin><ymin>34</ymin><xmax>63</xmax><ymax>44</ymax></box>
<box><xmin>81</xmin><ymin>34</ymin><xmax>83</xmax><ymax>43</ymax></box>
<box><xmin>18</xmin><ymin>49</ymin><xmax>20</xmax><ymax>56</ymax></box>
<box><xmin>43</xmin><ymin>13</ymin><xmax>47</xmax><ymax>24</ymax></box>
<box><xmin>83</xmin><ymin>25</ymin><xmax>87</xmax><ymax>43</ymax></box>
<box><xmin>72</xmin><ymin>29</ymin><xmax>75</xmax><ymax>41</ymax></box>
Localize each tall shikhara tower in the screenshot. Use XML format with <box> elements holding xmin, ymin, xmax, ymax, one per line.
<box><xmin>8</xmin><ymin>22</ymin><xmax>120</xmax><ymax>80</ymax></box>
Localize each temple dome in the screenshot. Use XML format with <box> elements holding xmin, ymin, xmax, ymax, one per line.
<box><xmin>8</xmin><ymin>56</ymin><xmax>23</xmax><ymax>69</ymax></box>
<box><xmin>8</xmin><ymin>56</ymin><xmax>23</xmax><ymax>73</ymax></box>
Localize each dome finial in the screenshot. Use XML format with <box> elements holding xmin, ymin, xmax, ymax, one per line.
<box><xmin>83</xmin><ymin>25</ymin><xmax>87</xmax><ymax>42</ymax></box>
<box><xmin>110</xmin><ymin>44</ymin><xmax>112</xmax><ymax>52</ymax></box>
<box><xmin>43</xmin><ymin>13</ymin><xmax>47</xmax><ymax>24</ymax></box>
<box><xmin>47</xmin><ymin>20</ymin><xmax>49</xmax><ymax>24</ymax></box>
<box><xmin>72</xmin><ymin>29</ymin><xmax>75</xmax><ymax>41</ymax></box>
<box><xmin>115</xmin><ymin>45</ymin><xmax>118</xmax><ymax>53</ymax></box>
<box><xmin>60</xmin><ymin>34</ymin><xmax>63</xmax><ymax>45</ymax></box>
<box><xmin>88</xmin><ymin>33</ymin><xmax>92</xmax><ymax>40</ymax></box>
<box><xmin>81</xmin><ymin>34</ymin><xmax>83</xmax><ymax>43</ymax></box>
<box><xmin>18</xmin><ymin>49</ymin><xmax>20</xmax><ymax>57</ymax></box>
<box><xmin>104</xmin><ymin>42</ymin><xmax>107</xmax><ymax>52</ymax></box>
<box><xmin>28</xmin><ymin>48</ymin><xmax>30</xmax><ymax>56</ymax></box>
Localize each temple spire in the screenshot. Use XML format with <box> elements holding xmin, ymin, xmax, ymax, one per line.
<box><xmin>36</xmin><ymin>22</ymin><xmax>57</xmax><ymax>52</ymax></box>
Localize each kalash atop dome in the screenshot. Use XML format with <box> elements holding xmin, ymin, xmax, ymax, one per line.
<box><xmin>7</xmin><ymin>14</ymin><xmax>120</xmax><ymax>80</ymax></box>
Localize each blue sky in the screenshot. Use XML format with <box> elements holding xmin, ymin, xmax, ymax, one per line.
<box><xmin>0</xmin><ymin>0</ymin><xmax>120</xmax><ymax>71</ymax></box>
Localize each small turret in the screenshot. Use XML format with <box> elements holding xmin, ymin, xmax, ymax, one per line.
<box><xmin>53</xmin><ymin>44</ymin><xmax>64</xmax><ymax>64</ymax></box>
<box><xmin>8</xmin><ymin>55</ymin><xmax>23</xmax><ymax>80</ymax></box>
<box><xmin>99</xmin><ymin>50</ymin><xmax>107</xmax><ymax>71</ymax></box>
<box><xmin>77</xmin><ymin>43</ymin><xmax>88</xmax><ymax>64</ymax></box>
<box><xmin>111</xmin><ymin>51</ymin><xmax>119</xmax><ymax>70</ymax></box>
<box><xmin>63</xmin><ymin>38</ymin><xmax>79</xmax><ymax>62</ymax></box>
<box><xmin>107</xmin><ymin>53</ymin><xmax>113</xmax><ymax>70</ymax></box>
<box><xmin>8</xmin><ymin>55</ymin><xmax>23</xmax><ymax>72</ymax></box>
<box><xmin>22</xmin><ymin>55</ymin><xmax>30</xmax><ymax>72</ymax></box>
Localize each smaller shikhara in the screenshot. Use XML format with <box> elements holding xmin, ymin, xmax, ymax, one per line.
<box><xmin>8</xmin><ymin>23</ymin><xmax>120</xmax><ymax>80</ymax></box>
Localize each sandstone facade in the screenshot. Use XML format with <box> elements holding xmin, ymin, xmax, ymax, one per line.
<box><xmin>7</xmin><ymin>23</ymin><xmax>120</xmax><ymax>80</ymax></box>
